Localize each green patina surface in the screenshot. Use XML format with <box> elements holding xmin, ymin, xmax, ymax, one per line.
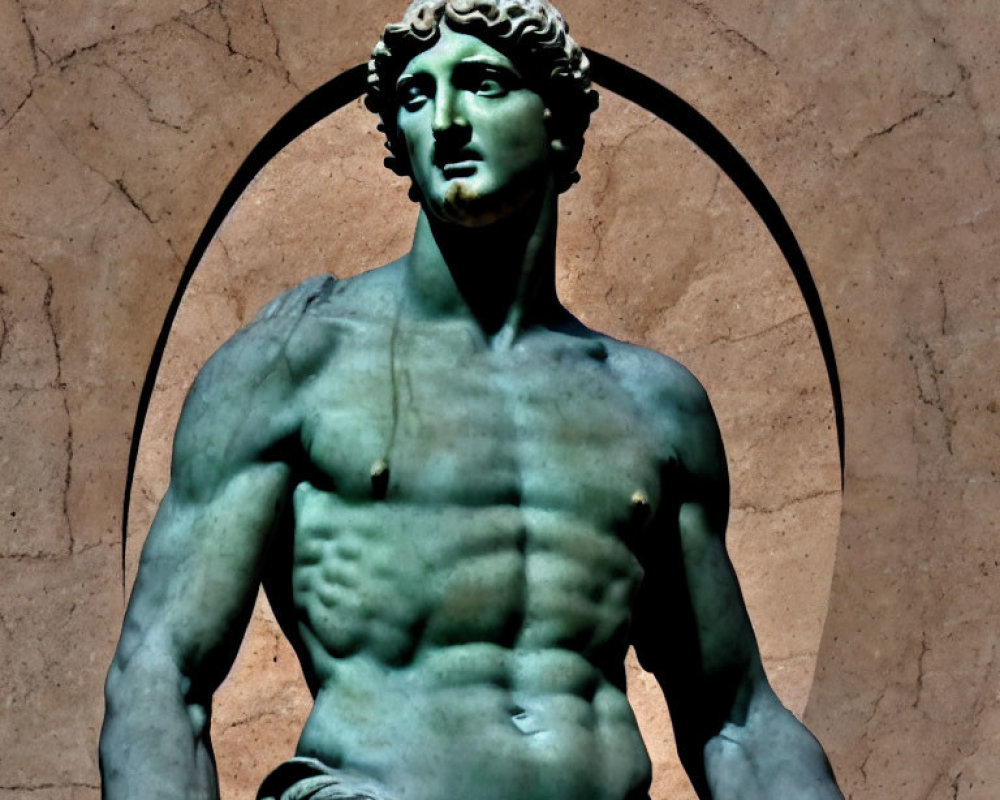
<box><xmin>101</xmin><ymin>3</ymin><xmax>843</xmax><ymax>798</ymax></box>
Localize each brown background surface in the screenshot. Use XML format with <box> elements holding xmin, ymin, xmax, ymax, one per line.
<box><xmin>1</xmin><ymin>1</ymin><xmax>997</xmax><ymax>798</ymax></box>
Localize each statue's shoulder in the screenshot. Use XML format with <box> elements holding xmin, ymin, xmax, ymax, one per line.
<box><xmin>603</xmin><ymin>336</ymin><xmax>725</xmax><ymax>478</ymax></box>
<box><xmin>598</xmin><ymin>336</ymin><xmax>709</xmax><ymax>411</ymax></box>
<box><xmin>255</xmin><ymin>260</ymin><xmax>406</xmax><ymax>324</ymax></box>
<box><xmin>216</xmin><ymin>262</ymin><xmax>406</xmax><ymax>381</ymax></box>
<box><xmin>190</xmin><ymin>274</ymin><xmax>338</xmax><ymax>385</ymax></box>
<box><xmin>546</xmin><ymin>312</ymin><xmax>708</xmax><ymax>412</ymax></box>
<box><xmin>174</xmin><ymin>265</ymin><xmax>406</xmax><ymax>472</ymax></box>
<box><xmin>254</xmin><ymin>274</ymin><xmax>340</xmax><ymax>321</ymax></box>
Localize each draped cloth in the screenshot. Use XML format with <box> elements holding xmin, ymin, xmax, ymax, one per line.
<box><xmin>257</xmin><ymin>757</ymin><xmax>396</xmax><ymax>800</ymax></box>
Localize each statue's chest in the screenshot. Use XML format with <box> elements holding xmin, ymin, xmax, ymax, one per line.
<box><xmin>297</xmin><ymin>324</ymin><xmax>663</xmax><ymax>524</ymax></box>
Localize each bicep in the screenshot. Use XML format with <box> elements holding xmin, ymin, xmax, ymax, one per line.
<box><xmin>631</xmin><ymin>487</ymin><xmax>765</xmax><ymax>796</ymax></box>
<box><xmin>117</xmin><ymin>327</ymin><xmax>297</xmax><ymax>695</ymax></box>
<box><xmin>629</xmin><ymin>371</ymin><xmax>763</xmax><ymax>750</ymax></box>
<box><xmin>119</xmin><ymin>460</ymin><xmax>291</xmax><ymax>697</ymax></box>
<box><xmin>673</xmin><ymin>499</ymin><xmax>760</xmax><ymax>684</ymax></box>
<box><xmin>632</xmin><ymin>495</ymin><xmax>762</xmax><ymax>704</ymax></box>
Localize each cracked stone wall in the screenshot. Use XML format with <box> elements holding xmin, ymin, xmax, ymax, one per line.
<box><xmin>0</xmin><ymin>2</ymin><xmax>996</xmax><ymax>799</ymax></box>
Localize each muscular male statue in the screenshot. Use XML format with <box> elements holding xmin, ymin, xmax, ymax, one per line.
<box><xmin>101</xmin><ymin>1</ymin><xmax>844</xmax><ymax>798</ymax></box>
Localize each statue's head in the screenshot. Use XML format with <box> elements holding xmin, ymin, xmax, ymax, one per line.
<box><xmin>366</xmin><ymin>0</ymin><xmax>598</xmax><ymax>220</ymax></box>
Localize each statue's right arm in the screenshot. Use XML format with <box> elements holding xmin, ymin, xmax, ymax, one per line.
<box><xmin>100</xmin><ymin>320</ymin><xmax>301</xmax><ymax>800</ymax></box>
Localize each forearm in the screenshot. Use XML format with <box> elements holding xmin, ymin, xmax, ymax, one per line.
<box><xmin>701</xmin><ymin>686</ymin><xmax>843</xmax><ymax>800</ymax></box>
<box><xmin>100</xmin><ymin>647</ymin><xmax>218</xmax><ymax>800</ymax></box>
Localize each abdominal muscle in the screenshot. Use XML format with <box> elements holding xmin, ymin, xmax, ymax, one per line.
<box><xmin>284</xmin><ymin>450</ymin><xmax>651</xmax><ymax>800</ymax></box>
<box><xmin>281</xmin><ymin>494</ymin><xmax>654</xmax><ymax>800</ymax></box>
<box><xmin>295</xmin><ymin>645</ymin><xmax>653</xmax><ymax>800</ymax></box>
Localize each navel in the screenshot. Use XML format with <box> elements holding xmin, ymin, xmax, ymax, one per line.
<box><xmin>586</xmin><ymin>341</ymin><xmax>608</xmax><ymax>362</ymax></box>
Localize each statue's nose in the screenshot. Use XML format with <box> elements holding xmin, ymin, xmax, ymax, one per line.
<box><xmin>432</xmin><ymin>87</ymin><xmax>468</xmax><ymax>137</ymax></box>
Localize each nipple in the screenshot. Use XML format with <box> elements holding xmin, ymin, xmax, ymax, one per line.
<box><xmin>370</xmin><ymin>459</ymin><xmax>390</xmax><ymax>500</ymax></box>
<box><xmin>630</xmin><ymin>490</ymin><xmax>651</xmax><ymax>523</ymax></box>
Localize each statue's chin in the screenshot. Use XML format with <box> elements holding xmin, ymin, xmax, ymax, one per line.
<box><xmin>434</xmin><ymin>181</ymin><xmax>536</xmax><ymax>229</ymax></box>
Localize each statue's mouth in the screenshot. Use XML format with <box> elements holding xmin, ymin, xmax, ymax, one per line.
<box><xmin>440</xmin><ymin>160</ymin><xmax>478</xmax><ymax>179</ymax></box>
<box><xmin>434</xmin><ymin>144</ymin><xmax>480</xmax><ymax>178</ymax></box>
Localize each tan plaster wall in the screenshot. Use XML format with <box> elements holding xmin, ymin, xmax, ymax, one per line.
<box><xmin>0</xmin><ymin>2</ymin><xmax>996</xmax><ymax>799</ymax></box>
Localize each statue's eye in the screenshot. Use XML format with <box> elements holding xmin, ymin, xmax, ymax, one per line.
<box><xmin>476</xmin><ymin>77</ymin><xmax>506</xmax><ymax>97</ymax></box>
<box><xmin>397</xmin><ymin>77</ymin><xmax>429</xmax><ymax>111</ymax></box>
<box><xmin>457</xmin><ymin>63</ymin><xmax>518</xmax><ymax>98</ymax></box>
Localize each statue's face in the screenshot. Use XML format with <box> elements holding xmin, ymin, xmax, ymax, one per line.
<box><xmin>395</xmin><ymin>23</ymin><xmax>552</xmax><ymax>226</ymax></box>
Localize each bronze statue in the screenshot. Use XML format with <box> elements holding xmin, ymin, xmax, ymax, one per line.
<box><xmin>101</xmin><ymin>1</ymin><xmax>844</xmax><ymax>798</ymax></box>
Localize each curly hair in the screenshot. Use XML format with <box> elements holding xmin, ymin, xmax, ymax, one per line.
<box><xmin>366</xmin><ymin>0</ymin><xmax>599</xmax><ymax>194</ymax></box>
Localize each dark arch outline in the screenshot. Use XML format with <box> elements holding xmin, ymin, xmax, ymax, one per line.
<box><xmin>120</xmin><ymin>54</ymin><xmax>845</xmax><ymax>585</ymax></box>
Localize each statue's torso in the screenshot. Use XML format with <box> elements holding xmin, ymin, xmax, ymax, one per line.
<box><xmin>263</xmin><ymin>273</ymin><xmax>674</xmax><ymax>800</ymax></box>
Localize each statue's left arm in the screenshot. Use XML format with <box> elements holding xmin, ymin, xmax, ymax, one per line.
<box><xmin>629</xmin><ymin>363</ymin><xmax>843</xmax><ymax>800</ymax></box>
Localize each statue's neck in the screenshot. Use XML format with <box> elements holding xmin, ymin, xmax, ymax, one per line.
<box><xmin>405</xmin><ymin>191</ymin><xmax>562</xmax><ymax>348</ymax></box>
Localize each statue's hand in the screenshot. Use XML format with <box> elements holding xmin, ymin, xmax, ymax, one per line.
<box><xmin>703</xmin><ymin>695</ymin><xmax>845</xmax><ymax>800</ymax></box>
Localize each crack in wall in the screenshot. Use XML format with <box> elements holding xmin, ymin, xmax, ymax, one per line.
<box><xmin>851</xmin><ymin>65</ymin><xmax>971</xmax><ymax>157</ymax></box>
<box><xmin>218</xmin><ymin>707</ymin><xmax>282</xmax><ymax>730</ymax></box>
<box><xmin>942</xmin><ymin>637</ymin><xmax>1000</xmax><ymax>774</ymax></box>
<box><xmin>14</xmin><ymin>0</ymin><xmax>53</xmax><ymax>73</ymax></box>
<box><xmin>765</xmin><ymin>650</ymin><xmax>823</xmax><ymax>662</ymax></box>
<box><xmin>0</xmin><ymin>783</ymin><xmax>100</xmax><ymax>792</ymax></box>
<box><xmin>4</xmin><ymin>4</ymin><xmax>305</xmax><ymax>266</ymax></box>
<box><xmin>0</xmin><ymin>85</ymin><xmax>35</xmax><ymax>131</ymax></box>
<box><xmin>53</xmin><ymin>41</ymin><xmax>101</xmax><ymax>70</ymax></box>
<box><xmin>579</xmin><ymin>120</ymin><xmax>659</xmax><ymax>278</ymax></box>
<box><xmin>215</xmin><ymin>240</ymin><xmax>250</xmax><ymax>323</ymax></box>
<box><xmin>731</xmin><ymin>487</ymin><xmax>839</xmax><ymax>515</ymax></box>
<box><xmin>99</xmin><ymin>60</ymin><xmax>190</xmax><ymax>134</ymax></box>
<box><xmin>593</xmin><ymin>118</ymin><xmax>657</xmax><ymax>201</ymax></box>
<box><xmin>14</xmin><ymin>1</ymin><xmax>299</xmax><ymax>96</ymax></box>
<box><xmin>0</xmin><ymin>32</ymin><xmax>184</xmax><ymax>261</ymax></box>
<box><xmin>857</xmin><ymin>687</ymin><xmax>889</xmax><ymax>786</ymax></box>
<box><xmin>19</xmin><ymin>5</ymin><xmax>39</xmax><ymax>73</ymax></box>
<box><xmin>860</xmin><ymin>105</ymin><xmax>929</xmax><ymax>144</ymax></box>
<box><xmin>913</xmin><ymin>631</ymin><xmax>928</xmax><ymax>709</ymax></box>
<box><xmin>20</xmin><ymin>2</ymin><xmax>208</xmax><ymax>69</ymax></box>
<box><xmin>681</xmin><ymin>0</ymin><xmax>770</xmax><ymax>60</ymax></box>
<box><xmin>259</xmin><ymin>0</ymin><xmax>297</xmax><ymax>90</ymax></box>
<box><xmin>714</xmin><ymin>26</ymin><xmax>769</xmax><ymax>59</ymax></box>
<box><xmin>587</xmin><ymin>215</ymin><xmax>605</xmax><ymax>264</ymax></box>
<box><xmin>951</xmin><ymin>770</ymin><xmax>963</xmax><ymax>800</ymax></box>
<box><xmin>177</xmin><ymin>4</ymin><xmax>300</xmax><ymax>91</ymax></box>
<box><xmin>704</xmin><ymin>172</ymin><xmax>722</xmax><ymax>210</ymax></box>
<box><xmin>938</xmin><ymin>278</ymin><xmax>949</xmax><ymax>337</ymax></box>
<box><xmin>705</xmin><ymin>310</ymin><xmax>809</xmax><ymax>348</ymax></box>
<box><xmin>114</xmin><ymin>178</ymin><xmax>156</xmax><ymax>225</ymax></box>
<box><xmin>2</xmin><ymin>540</ymin><xmax>107</xmax><ymax>562</ymax></box>
<box><xmin>217</xmin><ymin>1</ymin><xmax>236</xmax><ymax>58</ymax></box>
<box><xmin>28</xmin><ymin>106</ymin><xmax>183</xmax><ymax>263</ymax></box>
<box><xmin>3</xmin><ymin>2</ymin><xmax>49</xmax><ymax>130</ymax></box>
<box><xmin>36</xmin><ymin>261</ymin><xmax>75</xmax><ymax>555</ymax></box>
<box><xmin>909</xmin><ymin>336</ymin><xmax>955</xmax><ymax>455</ymax></box>
<box><xmin>0</xmin><ymin>608</ymin><xmax>14</xmax><ymax>640</ymax></box>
